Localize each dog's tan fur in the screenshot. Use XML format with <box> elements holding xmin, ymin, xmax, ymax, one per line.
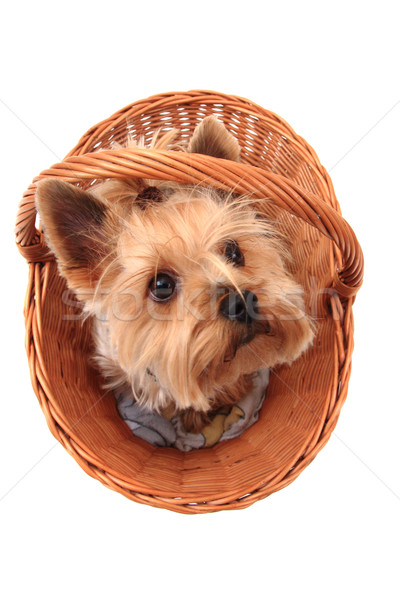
<box><xmin>35</xmin><ymin>117</ymin><xmax>314</xmax><ymax>433</ymax></box>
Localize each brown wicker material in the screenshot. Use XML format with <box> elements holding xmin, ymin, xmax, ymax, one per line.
<box><xmin>15</xmin><ymin>90</ymin><xmax>363</xmax><ymax>513</ymax></box>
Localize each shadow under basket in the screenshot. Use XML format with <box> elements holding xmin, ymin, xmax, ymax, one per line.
<box><xmin>16</xmin><ymin>90</ymin><xmax>363</xmax><ymax>514</ymax></box>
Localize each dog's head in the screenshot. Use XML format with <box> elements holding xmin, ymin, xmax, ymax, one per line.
<box><xmin>36</xmin><ymin>117</ymin><xmax>314</xmax><ymax>414</ymax></box>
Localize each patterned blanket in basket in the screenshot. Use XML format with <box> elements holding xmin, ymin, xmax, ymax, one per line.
<box><xmin>117</xmin><ymin>369</ymin><xmax>269</xmax><ymax>451</ymax></box>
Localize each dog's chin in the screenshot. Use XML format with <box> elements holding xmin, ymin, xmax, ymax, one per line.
<box><xmin>215</xmin><ymin>315</ymin><xmax>314</xmax><ymax>388</ymax></box>
<box><xmin>213</xmin><ymin>322</ymin><xmax>271</xmax><ymax>386</ymax></box>
<box><xmin>213</xmin><ymin>346</ymin><xmax>263</xmax><ymax>389</ymax></box>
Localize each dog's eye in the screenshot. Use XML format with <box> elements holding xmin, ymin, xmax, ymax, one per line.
<box><xmin>149</xmin><ymin>273</ymin><xmax>176</xmax><ymax>301</ymax></box>
<box><xmin>224</xmin><ymin>240</ymin><xmax>244</xmax><ymax>267</ymax></box>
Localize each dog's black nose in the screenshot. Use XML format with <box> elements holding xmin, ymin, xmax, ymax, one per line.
<box><xmin>219</xmin><ymin>290</ymin><xmax>258</xmax><ymax>323</ymax></box>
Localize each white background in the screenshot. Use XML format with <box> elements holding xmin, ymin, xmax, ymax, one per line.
<box><xmin>1</xmin><ymin>1</ymin><xmax>399</xmax><ymax>598</ymax></box>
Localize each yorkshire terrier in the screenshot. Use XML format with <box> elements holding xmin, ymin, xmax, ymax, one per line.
<box><xmin>35</xmin><ymin>116</ymin><xmax>314</xmax><ymax>434</ymax></box>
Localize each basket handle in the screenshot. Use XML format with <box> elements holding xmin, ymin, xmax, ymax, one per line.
<box><xmin>15</xmin><ymin>149</ymin><xmax>363</xmax><ymax>298</ymax></box>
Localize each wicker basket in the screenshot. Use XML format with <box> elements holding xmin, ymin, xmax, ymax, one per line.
<box><xmin>15</xmin><ymin>90</ymin><xmax>363</xmax><ymax>513</ymax></box>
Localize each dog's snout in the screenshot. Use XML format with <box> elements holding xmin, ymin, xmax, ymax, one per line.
<box><xmin>219</xmin><ymin>290</ymin><xmax>258</xmax><ymax>323</ymax></box>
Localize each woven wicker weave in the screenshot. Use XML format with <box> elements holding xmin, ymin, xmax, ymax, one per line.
<box><xmin>15</xmin><ymin>90</ymin><xmax>363</xmax><ymax>513</ymax></box>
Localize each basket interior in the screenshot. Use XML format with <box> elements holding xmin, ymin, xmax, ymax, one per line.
<box><xmin>38</xmin><ymin>219</ymin><xmax>336</xmax><ymax>501</ymax></box>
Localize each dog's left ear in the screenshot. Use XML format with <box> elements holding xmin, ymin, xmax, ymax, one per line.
<box><xmin>35</xmin><ymin>179</ymin><xmax>121</xmax><ymax>294</ymax></box>
<box><xmin>187</xmin><ymin>116</ymin><xmax>240</xmax><ymax>162</ymax></box>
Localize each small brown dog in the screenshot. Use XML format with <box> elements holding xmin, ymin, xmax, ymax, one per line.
<box><xmin>35</xmin><ymin>117</ymin><xmax>314</xmax><ymax>433</ymax></box>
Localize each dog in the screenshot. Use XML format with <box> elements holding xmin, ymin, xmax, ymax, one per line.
<box><xmin>35</xmin><ymin>116</ymin><xmax>314</xmax><ymax>433</ymax></box>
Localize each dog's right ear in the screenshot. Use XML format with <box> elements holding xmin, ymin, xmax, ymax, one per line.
<box><xmin>35</xmin><ymin>179</ymin><xmax>120</xmax><ymax>292</ymax></box>
<box><xmin>187</xmin><ymin>116</ymin><xmax>240</xmax><ymax>162</ymax></box>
